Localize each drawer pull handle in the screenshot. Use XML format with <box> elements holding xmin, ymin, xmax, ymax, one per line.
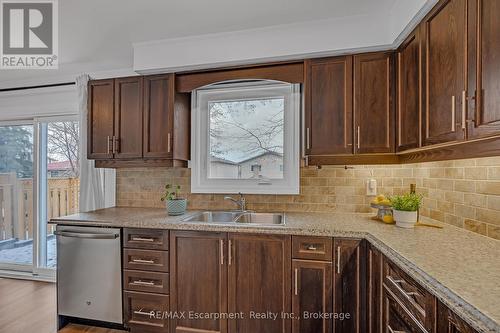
<box><xmin>387</xmin><ymin>276</ymin><xmax>422</xmax><ymax>300</ymax></box>
<box><xmin>306</xmin><ymin>244</ymin><xmax>317</xmax><ymax>251</ymax></box>
<box><xmin>131</xmin><ymin>237</ymin><xmax>155</xmax><ymax>242</ymax></box>
<box><xmin>336</xmin><ymin>246</ymin><xmax>341</xmax><ymax>274</ymax></box>
<box><xmin>134</xmin><ymin>310</ymin><xmax>153</xmax><ymax>317</ymax></box>
<box><xmin>132</xmin><ymin>259</ymin><xmax>155</xmax><ymax>264</ymax></box>
<box><xmin>294</xmin><ymin>268</ymin><xmax>299</xmax><ymax>296</ymax></box>
<box><xmin>387</xmin><ymin>325</ymin><xmax>406</xmax><ymax>333</ymax></box>
<box><xmin>131</xmin><ymin>280</ymin><xmax>155</xmax><ymax>286</ymax></box>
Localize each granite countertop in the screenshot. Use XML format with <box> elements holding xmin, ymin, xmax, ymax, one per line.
<box><xmin>51</xmin><ymin>207</ymin><xmax>500</xmax><ymax>333</ymax></box>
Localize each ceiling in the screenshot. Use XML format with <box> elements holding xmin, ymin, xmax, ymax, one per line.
<box><xmin>0</xmin><ymin>0</ymin><xmax>403</xmax><ymax>87</ymax></box>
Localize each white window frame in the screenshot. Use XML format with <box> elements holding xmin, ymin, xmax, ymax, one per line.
<box><xmin>191</xmin><ymin>80</ymin><xmax>300</xmax><ymax>194</ymax></box>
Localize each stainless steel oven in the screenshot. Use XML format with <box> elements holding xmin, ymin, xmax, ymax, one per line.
<box><xmin>55</xmin><ymin>225</ymin><xmax>123</xmax><ymax>324</ymax></box>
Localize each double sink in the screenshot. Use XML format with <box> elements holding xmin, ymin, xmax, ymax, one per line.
<box><xmin>182</xmin><ymin>211</ymin><xmax>284</xmax><ymax>226</ymax></box>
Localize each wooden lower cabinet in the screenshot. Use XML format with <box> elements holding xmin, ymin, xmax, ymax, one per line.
<box><xmin>170</xmin><ymin>231</ymin><xmax>227</xmax><ymax>333</ymax></box>
<box><xmin>383</xmin><ymin>287</ymin><xmax>425</xmax><ymax>333</ymax></box>
<box><xmin>292</xmin><ymin>260</ymin><xmax>332</xmax><ymax>333</ymax></box>
<box><xmin>367</xmin><ymin>245</ymin><xmax>383</xmax><ymax>333</ymax></box>
<box><xmin>333</xmin><ymin>238</ymin><xmax>366</xmax><ymax>333</ymax></box>
<box><xmin>228</xmin><ymin>233</ymin><xmax>291</xmax><ymax>333</ymax></box>
<box><xmin>436</xmin><ymin>301</ymin><xmax>478</xmax><ymax>333</ymax></box>
<box><xmin>124</xmin><ymin>291</ymin><xmax>169</xmax><ymax>333</ymax></box>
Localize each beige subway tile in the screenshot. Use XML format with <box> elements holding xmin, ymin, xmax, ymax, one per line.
<box><xmin>463</xmin><ymin>193</ymin><xmax>487</xmax><ymax>208</ymax></box>
<box><xmin>328</xmin><ymin>178</ymin><xmax>348</xmax><ymax>186</ymax></box>
<box><xmin>428</xmin><ymin>188</ymin><xmax>445</xmax><ymax>201</ymax></box>
<box><xmin>423</xmin><ymin>197</ymin><xmax>437</xmax><ymax>210</ymax></box>
<box><xmin>436</xmin><ymin>179</ymin><xmax>454</xmax><ymax>191</ymax></box>
<box><xmin>487</xmin><ymin>167</ymin><xmax>500</xmax><ymax>180</ymax></box>
<box><xmin>453</xmin><ymin>159</ymin><xmax>476</xmax><ymax>167</ymax></box>
<box><xmin>423</xmin><ymin>178</ymin><xmax>438</xmax><ymax>189</ymax></box>
<box><xmin>437</xmin><ymin>200</ymin><xmax>454</xmax><ymax>214</ymax></box>
<box><xmin>464</xmin><ymin>167</ymin><xmax>488</xmax><ymax>180</ymax></box>
<box><xmin>444</xmin><ymin>168</ymin><xmax>464</xmax><ymax>179</ymax></box>
<box><xmin>476</xmin><ymin>181</ymin><xmax>500</xmax><ymax>195</ymax></box>
<box><xmin>373</xmin><ymin>169</ymin><xmax>393</xmax><ymax>177</ymax></box>
<box><xmin>429</xmin><ymin>169</ymin><xmax>446</xmax><ymax>178</ymax></box>
<box><xmin>444</xmin><ymin>214</ymin><xmax>463</xmax><ymax>228</ymax></box>
<box><xmin>464</xmin><ymin>219</ymin><xmax>488</xmax><ymax>236</ymax></box>
<box><xmin>392</xmin><ymin>168</ymin><xmax>413</xmax><ymax>177</ymax></box>
<box><xmin>476</xmin><ymin>208</ymin><xmax>500</xmax><ymax>226</ymax></box>
<box><xmin>476</xmin><ymin>156</ymin><xmax>500</xmax><ymax>166</ymax></box>
<box><xmin>454</xmin><ymin>204</ymin><xmax>476</xmax><ymax>219</ymax></box>
<box><xmin>487</xmin><ymin>225</ymin><xmax>500</xmax><ymax>240</ymax></box>
<box><xmin>454</xmin><ymin>180</ymin><xmax>476</xmax><ymax>193</ymax></box>
<box><xmin>444</xmin><ymin>191</ymin><xmax>464</xmax><ymax>204</ymax></box>
<box><xmin>413</xmin><ymin>168</ymin><xmax>430</xmax><ymax>178</ymax></box>
<box><xmin>430</xmin><ymin>209</ymin><xmax>445</xmax><ymax>222</ymax></box>
<box><xmin>487</xmin><ymin>196</ymin><xmax>500</xmax><ymax>210</ymax></box>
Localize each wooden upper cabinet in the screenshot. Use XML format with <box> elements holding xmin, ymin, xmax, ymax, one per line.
<box><xmin>228</xmin><ymin>233</ymin><xmax>291</xmax><ymax>333</ymax></box>
<box><xmin>422</xmin><ymin>0</ymin><xmax>467</xmax><ymax>146</ymax></box>
<box><xmin>87</xmin><ymin>79</ymin><xmax>114</xmax><ymax>159</ymax></box>
<box><xmin>333</xmin><ymin>238</ymin><xmax>366</xmax><ymax>333</ymax></box>
<box><xmin>467</xmin><ymin>0</ymin><xmax>500</xmax><ymax>139</ymax></box>
<box><xmin>354</xmin><ymin>52</ymin><xmax>395</xmax><ymax>154</ymax></box>
<box><xmin>143</xmin><ymin>74</ymin><xmax>174</xmax><ymax>158</ymax></box>
<box><xmin>114</xmin><ymin>77</ymin><xmax>143</xmax><ymax>159</ymax></box>
<box><xmin>306</xmin><ymin>56</ymin><xmax>353</xmax><ymax>155</ymax></box>
<box><xmin>170</xmin><ymin>231</ymin><xmax>228</xmax><ymax>333</ymax></box>
<box><xmin>397</xmin><ymin>29</ymin><xmax>421</xmax><ymax>151</ymax></box>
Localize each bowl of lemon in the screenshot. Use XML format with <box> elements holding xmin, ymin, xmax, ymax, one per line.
<box><xmin>370</xmin><ymin>195</ymin><xmax>394</xmax><ymax>224</ymax></box>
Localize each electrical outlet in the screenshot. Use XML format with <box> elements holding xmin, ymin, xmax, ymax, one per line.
<box><xmin>366</xmin><ymin>178</ymin><xmax>377</xmax><ymax>196</ymax></box>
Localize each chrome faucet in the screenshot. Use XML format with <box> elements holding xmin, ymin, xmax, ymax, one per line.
<box><xmin>224</xmin><ymin>192</ymin><xmax>246</xmax><ymax>211</ymax></box>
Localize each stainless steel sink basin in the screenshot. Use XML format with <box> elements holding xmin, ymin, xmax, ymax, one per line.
<box><xmin>234</xmin><ymin>212</ymin><xmax>284</xmax><ymax>225</ymax></box>
<box><xmin>182</xmin><ymin>211</ymin><xmax>241</xmax><ymax>223</ymax></box>
<box><xmin>182</xmin><ymin>211</ymin><xmax>285</xmax><ymax>226</ymax></box>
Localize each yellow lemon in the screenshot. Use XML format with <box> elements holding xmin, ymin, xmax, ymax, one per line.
<box><xmin>382</xmin><ymin>215</ymin><xmax>394</xmax><ymax>224</ymax></box>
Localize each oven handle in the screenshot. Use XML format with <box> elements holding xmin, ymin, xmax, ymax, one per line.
<box><xmin>54</xmin><ymin>230</ymin><xmax>119</xmax><ymax>239</ymax></box>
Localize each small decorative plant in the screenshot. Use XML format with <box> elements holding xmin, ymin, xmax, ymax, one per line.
<box><xmin>160</xmin><ymin>184</ymin><xmax>187</xmax><ymax>216</ymax></box>
<box><xmin>390</xmin><ymin>193</ymin><xmax>422</xmax><ymax>228</ymax></box>
<box><xmin>390</xmin><ymin>193</ymin><xmax>422</xmax><ymax>211</ymax></box>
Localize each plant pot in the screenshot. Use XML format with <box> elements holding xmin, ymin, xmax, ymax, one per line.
<box><xmin>166</xmin><ymin>199</ymin><xmax>187</xmax><ymax>216</ymax></box>
<box><xmin>393</xmin><ymin>210</ymin><xmax>418</xmax><ymax>228</ymax></box>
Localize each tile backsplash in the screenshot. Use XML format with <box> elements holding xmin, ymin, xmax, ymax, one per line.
<box><xmin>116</xmin><ymin>156</ymin><xmax>500</xmax><ymax>240</ymax></box>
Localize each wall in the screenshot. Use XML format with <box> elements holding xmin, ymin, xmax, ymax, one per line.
<box><xmin>116</xmin><ymin>156</ymin><xmax>500</xmax><ymax>241</ymax></box>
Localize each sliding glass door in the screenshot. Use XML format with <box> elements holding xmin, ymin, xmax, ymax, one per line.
<box><xmin>0</xmin><ymin>117</ymin><xmax>79</xmax><ymax>278</ymax></box>
<box><xmin>0</xmin><ymin>122</ymin><xmax>35</xmax><ymax>272</ymax></box>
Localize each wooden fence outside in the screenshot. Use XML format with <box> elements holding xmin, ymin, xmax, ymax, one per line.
<box><xmin>0</xmin><ymin>173</ymin><xmax>79</xmax><ymax>241</ymax></box>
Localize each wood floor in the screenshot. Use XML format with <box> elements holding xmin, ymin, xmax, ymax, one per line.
<box><xmin>0</xmin><ymin>278</ymin><xmax>125</xmax><ymax>333</ymax></box>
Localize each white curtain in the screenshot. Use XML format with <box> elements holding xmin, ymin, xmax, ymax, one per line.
<box><xmin>77</xmin><ymin>74</ymin><xmax>115</xmax><ymax>212</ymax></box>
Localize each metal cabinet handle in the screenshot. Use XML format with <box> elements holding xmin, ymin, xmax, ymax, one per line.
<box><xmin>306</xmin><ymin>127</ymin><xmax>311</xmax><ymax>150</ymax></box>
<box><xmin>336</xmin><ymin>246</ymin><xmax>341</xmax><ymax>274</ymax></box>
<box><xmin>107</xmin><ymin>136</ymin><xmax>111</xmax><ymax>154</ymax></box>
<box><xmin>462</xmin><ymin>90</ymin><xmax>467</xmax><ymax>130</ymax></box>
<box><xmin>54</xmin><ymin>231</ymin><xmax>119</xmax><ymax>239</ymax></box>
<box><xmin>131</xmin><ymin>237</ymin><xmax>155</xmax><ymax>242</ymax></box>
<box><xmin>132</xmin><ymin>259</ymin><xmax>155</xmax><ymax>264</ymax></box>
<box><xmin>134</xmin><ymin>310</ymin><xmax>153</xmax><ymax>317</ymax></box>
<box><xmin>113</xmin><ymin>136</ymin><xmax>119</xmax><ymax>154</ymax></box>
<box><xmin>131</xmin><ymin>280</ymin><xmax>155</xmax><ymax>286</ymax></box>
<box><xmin>306</xmin><ymin>244</ymin><xmax>317</xmax><ymax>251</ymax></box>
<box><xmin>294</xmin><ymin>268</ymin><xmax>299</xmax><ymax>296</ymax></box>
<box><xmin>228</xmin><ymin>240</ymin><xmax>232</xmax><ymax>266</ymax></box>
<box><xmin>387</xmin><ymin>276</ymin><xmax>422</xmax><ymax>300</ymax></box>
<box><xmin>451</xmin><ymin>96</ymin><xmax>456</xmax><ymax>132</ymax></box>
<box><xmin>220</xmin><ymin>239</ymin><xmax>224</xmax><ymax>265</ymax></box>
<box><xmin>387</xmin><ymin>325</ymin><xmax>406</xmax><ymax>333</ymax></box>
<box><xmin>167</xmin><ymin>133</ymin><xmax>172</xmax><ymax>153</ymax></box>
<box><xmin>357</xmin><ymin>126</ymin><xmax>361</xmax><ymax>149</ymax></box>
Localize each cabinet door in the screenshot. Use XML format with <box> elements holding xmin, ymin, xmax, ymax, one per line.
<box><xmin>143</xmin><ymin>74</ymin><xmax>174</xmax><ymax>158</ymax></box>
<box><xmin>228</xmin><ymin>233</ymin><xmax>291</xmax><ymax>333</ymax></box>
<box><xmin>467</xmin><ymin>0</ymin><xmax>500</xmax><ymax>139</ymax></box>
<box><xmin>333</xmin><ymin>238</ymin><xmax>366</xmax><ymax>333</ymax></box>
<box><xmin>114</xmin><ymin>76</ymin><xmax>143</xmax><ymax>159</ymax></box>
<box><xmin>383</xmin><ymin>289</ymin><xmax>426</xmax><ymax>333</ymax></box>
<box><xmin>87</xmin><ymin>79</ymin><xmax>114</xmax><ymax>159</ymax></box>
<box><xmin>354</xmin><ymin>52</ymin><xmax>395</xmax><ymax>154</ymax></box>
<box><xmin>367</xmin><ymin>245</ymin><xmax>383</xmax><ymax>333</ymax></box>
<box><xmin>292</xmin><ymin>260</ymin><xmax>332</xmax><ymax>333</ymax></box>
<box><xmin>422</xmin><ymin>0</ymin><xmax>467</xmax><ymax>145</ymax></box>
<box><xmin>170</xmin><ymin>231</ymin><xmax>228</xmax><ymax>333</ymax></box>
<box><xmin>397</xmin><ymin>29</ymin><xmax>421</xmax><ymax>151</ymax></box>
<box><xmin>436</xmin><ymin>301</ymin><xmax>478</xmax><ymax>333</ymax></box>
<box><xmin>306</xmin><ymin>56</ymin><xmax>353</xmax><ymax>155</ymax></box>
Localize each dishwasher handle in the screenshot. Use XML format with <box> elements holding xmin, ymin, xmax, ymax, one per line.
<box><xmin>54</xmin><ymin>230</ymin><xmax>119</xmax><ymax>239</ymax></box>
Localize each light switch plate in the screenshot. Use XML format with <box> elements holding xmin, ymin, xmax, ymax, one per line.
<box><xmin>366</xmin><ymin>178</ymin><xmax>377</xmax><ymax>196</ymax></box>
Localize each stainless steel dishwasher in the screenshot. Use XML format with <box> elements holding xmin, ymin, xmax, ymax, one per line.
<box><xmin>55</xmin><ymin>225</ymin><xmax>123</xmax><ymax>324</ymax></box>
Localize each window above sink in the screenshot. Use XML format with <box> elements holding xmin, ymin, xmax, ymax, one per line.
<box><xmin>191</xmin><ymin>80</ymin><xmax>300</xmax><ymax>194</ymax></box>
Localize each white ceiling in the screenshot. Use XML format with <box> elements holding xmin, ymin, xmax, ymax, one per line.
<box><xmin>0</xmin><ymin>0</ymin><xmax>426</xmax><ymax>88</ymax></box>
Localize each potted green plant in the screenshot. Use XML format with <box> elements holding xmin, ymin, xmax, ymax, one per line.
<box><xmin>160</xmin><ymin>184</ymin><xmax>187</xmax><ymax>216</ymax></box>
<box><xmin>390</xmin><ymin>193</ymin><xmax>422</xmax><ymax>228</ymax></box>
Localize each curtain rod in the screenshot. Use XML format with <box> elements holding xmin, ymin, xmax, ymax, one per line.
<box><xmin>0</xmin><ymin>81</ymin><xmax>75</xmax><ymax>92</ymax></box>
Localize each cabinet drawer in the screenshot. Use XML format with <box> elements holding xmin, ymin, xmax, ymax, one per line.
<box><xmin>124</xmin><ymin>248</ymin><xmax>169</xmax><ymax>272</ymax></box>
<box><xmin>124</xmin><ymin>291</ymin><xmax>169</xmax><ymax>333</ymax></box>
<box><xmin>124</xmin><ymin>270</ymin><xmax>169</xmax><ymax>294</ymax></box>
<box><xmin>292</xmin><ymin>236</ymin><xmax>332</xmax><ymax>261</ymax></box>
<box><xmin>124</xmin><ymin>229</ymin><xmax>169</xmax><ymax>250</ymax></box>
<box><xmin>384</xmin><ymin>287</ymin><xmax>426</xmax><ymax>333</ymax></box>
<box><xmin>384</xmin><ymin>259</ymin><xmax>434</xmax><ymax>331</ymax></box>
